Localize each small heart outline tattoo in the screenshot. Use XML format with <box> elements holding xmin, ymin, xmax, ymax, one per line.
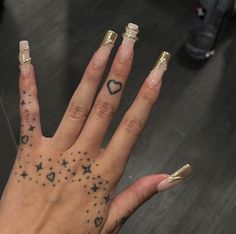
<box><xmin>47</xmin><ymin>172</ymin><xmax>55</xmax><ymax>182</ymax></box>
<box><xmin>95</xmin><ymin>217</ymin><xmax>104</xmax><ymax>227</ymax></box>
<box><xmin>107</xmin><ymin>79</ymin><xmax>122</xmax><ymax>95</ymax></box>
<box><xmin>20</xmin><ymin>135</ymin><xmax>29</xmax><ymax>144</ymax></box>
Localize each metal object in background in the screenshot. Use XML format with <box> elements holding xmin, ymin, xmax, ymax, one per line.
<box><xmin>186</xmin><ymin>0</ymin><xmax>235</xmax><ymax>60</ymax></box>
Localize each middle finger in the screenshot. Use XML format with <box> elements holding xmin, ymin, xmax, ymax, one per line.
<box><xmin>73</xmin><ymin>23</ymin><xmax>139</xmax><ymax>149</ymax></box>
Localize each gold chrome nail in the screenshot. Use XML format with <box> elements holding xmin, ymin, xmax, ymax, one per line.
<box><xmin>122</xmin><ymin>23</ymin><xmax>139</xmax><ymax>41</ymax></box>
<box><xmin>168</xmin><ymin>164</ymin><xmax>192</xmax><ymax>182</ymax></box>
<box><xmin>154</xmin><ymin>51</ymin><xmax>171</xmax><ymax>71</ymax></box>
<box><xmin>19</xmin><ymin>40</ymin><xmax>32</xmax><ymax>65</ymax></box>
<box><xmin>101</xmin><ymin>30</ymin><xmax>118</xmax><ymax>47</ymax></box>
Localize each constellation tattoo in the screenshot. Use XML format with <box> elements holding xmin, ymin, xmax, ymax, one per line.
<box><xmin>20</xmin><ymin>171</ymin><xmax>28</xmax><ymax>178</ymax></box>
<box><xmin>61</xmin><ymin>159</ymin><xmax>69</xmax><ymax>168</ymax></box>
<box><xmin>82</xmin><ymin>165</ymin><xmax>92</xmax><ymax>174</ymax></box>
<box><xmin>91</xmin><ymin>184</ymin><xmax>99</xmax><ymax>192</ymax></box>
<box><xmin>35</xmin><ymin>162</ymin><xmax>43</xmax><ymax>172</ymax></box>
<box><xmin>103</xmin><ymin>194</ymin><xmax>111</xmax><ymax>204</ymax></box>
<box><xmin>107</xmin><ymin>79</ymin><xmax>122</xmax><ymax>95</ymax></box>
<box><xmin>21</xmin><ymin>100</ymin><xmax>26</xmax><ymax>106</ymax></box>
<box><xmin>28</xmin><ymin>125</ymin><xmax>35</xmax><ymax>131</ymax></box>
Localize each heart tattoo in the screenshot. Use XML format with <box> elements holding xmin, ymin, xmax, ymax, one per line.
<box><xmin>95</xmin><ymin>217</ymin><xmax>104</xmax><ymax>227</ymax></box>
<box><xmin>107</xmin><ymin>80</ymin><xmax>122</xmax><ymax>95</ymax></box>
<box><xmin>20</xmin><ymin>135</ymin><xmax>29</xmax><ymax>144</ymax></box>
<box><xmin>47</xmin><ymin>172</ymin><xmax>55</xmax><ymax>182</ymax></box>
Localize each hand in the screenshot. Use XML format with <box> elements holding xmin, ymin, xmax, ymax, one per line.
<box><xmin>0</xmin><ymin>23</ymin><xmax>191</xmax><ymax>234</ymax></box>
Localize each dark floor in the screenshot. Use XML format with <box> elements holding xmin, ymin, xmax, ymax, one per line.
<box><xmin>0</xmin><ymin>0</ymin><xmax>236</xmax><ymax>233</ymax></box>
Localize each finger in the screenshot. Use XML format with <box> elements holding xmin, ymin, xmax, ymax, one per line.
<box><xmin>73</xmin><ymin>23</ymin><xmax>139</xmax><ymax>149</ymax></box>
<box><xmin>102</xmin><ymin>174</ymin><xmax>168</xmax><ymax>234</ymax></box>
<box><xmin>102</xmin><ymin>52</ymin><xmax>171</xmax><ymax>179</ymax></box>
<box><xmin>53</xmin><ymin>31</ymin><xmax>118</xmax><ymax>151</ymax></box>
<box><xmin>102</xmin><ymin>165</ymin><xmax>192</xmax><ymax>233</ymax></box>
<box><xmin>18</xmin><ymin>40</ymin><xmax>42</xmax><ymax>148</ymax></box>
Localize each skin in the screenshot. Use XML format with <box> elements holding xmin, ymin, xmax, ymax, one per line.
<box><xmin>0</xmin><ymin>38</ymin><xmax>170</xmax><ymax>234</ymax></box>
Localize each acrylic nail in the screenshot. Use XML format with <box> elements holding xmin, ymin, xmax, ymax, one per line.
<box><xmin>19</xmin><ymin>40</ymin><xmax>32</xmax><ymax>77</ymax></box>
<box><xmin>118</xmin><ymin>23</ymin><xmax>139</xmax><ymax>64</ymax></box>
<box><xmin>146</xmin><ymin>51</ymin><xmax>171</xmax><ymax>88</ymax></box>
<box><xmin>93</xmin><ymin>30</ymin><xmax>118</xmax><ymax>69</ymax></box>
<box><xmin>157</xmin><ymin>164</ymin><xmax>192</xmax><ymax>192</ymax></box>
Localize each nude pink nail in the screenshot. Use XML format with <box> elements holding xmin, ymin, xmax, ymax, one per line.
<box><xmin>19</xmin><ymin>40</ymin><xmax>32</xmax><ymax>77</ymax></box>
<box><xmin>157</xmin><ymin>164</ymin><xmax>192</xmax><ymax>192</ymax></box>
<box><xmin>93</xmin><ymin>30</ymin><xmax>117</xmax><ymax>69</ymax></box>
<box><xmin>146</xmin><ymin>51</ymin><xmax>171</xmax><ymax>88</ymax></box>
<box><xmin>118</xmin><ymin>23</ymin><xmax>139</xmax><ymax>64</ymax></box>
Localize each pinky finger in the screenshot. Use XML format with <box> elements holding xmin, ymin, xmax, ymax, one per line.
<box><xmin>102</xmin><ymin>164</ymin><xmax>192</xmax><ymax>233</ymax></box>
<box><xmin>18</xmin><ymin>41</ymin><xmax>42</xmax><ymax>148</ymax></box>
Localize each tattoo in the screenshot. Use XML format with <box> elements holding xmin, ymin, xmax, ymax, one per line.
<box><xmin>47</xmin><ymin>172</ymin><xmax>56</xmax><ymax>182</ymax></box>
<box><xmin>35</xmin><ymin>162</ymin><xmax>43</xmax><ymax>172</ymax></box>
<box><xmin>20</xmin><ymin>135</ymin><xmax>29</xmax><ymax>144</ymax></box>
<box><xmin>20</xmin><ymin>171</ymin><xmax>28</xmax><ymax>178</ymax></box>
<box><xmin>15</xmin><ymin>150</ymin><xmax>111</xmax><ymax>231</ymax></box>
<box><xmin>82</xmin><ymin>165</ymin><xmax>92</xmax><ymax>174</ymax></box>
<box><xmin>28</xmin><ymin>125</ymin><xmax>35</xmax><ymax>131</ymax></box>
<box><xmin>94</xmin><ymin>217</ymin><xmax>104</xmax><ymax>227</ymax></box>
<box><xmin>91</xmin><ymin>184</ymin><xmax>99</xmax><ymax>192</ymax></box>
<box><xmin>61</xmin><ymin>159</ymin><xmax>68</xmax><ymax>167</ymax></box>
<box><xmin>21</xmin><ymin>100</ymin><xmax>26</xmax><ymax>106</ymax></box>
<box><xmin>107</xmin><ymin>79</ymin><xmax>122</xmax><ymax>95</ymax></box>
<box><xmin>103</xmin><ymin>194</ymin><xmax>111</xmax><ymax>204</ymax></box>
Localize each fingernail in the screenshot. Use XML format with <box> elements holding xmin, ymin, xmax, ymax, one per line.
<box><xmin>19</xmin><ymin>40</ymin><xmax>32</xmax><ymax>77</ymax></box>
<box><xmin>146</xmin><ymin>51</ymin><xmax>171</xmax><ymax>88</ymax></box>
<box><xmin>157</xmin><ymin>164</ymin><xmax>192</xmax><ymax>192</ymax></box>
<box><xmin>118</xmin><ymin>23</ymin><xmax>139</xmax><ymax>64</ymax></box>
<box><xmin>93</xmin><ymin>30</ymin><xmax>118</xmax><ymax>69</ymax></box>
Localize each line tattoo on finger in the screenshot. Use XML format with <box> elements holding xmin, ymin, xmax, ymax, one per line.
<box><xmin>107</xmin><ymin>79</ymin><xmax>122</xmax><ymax>95</ymax></box>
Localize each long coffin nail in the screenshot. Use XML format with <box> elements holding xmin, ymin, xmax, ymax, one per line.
<box><xmin>19</xmin><ymin>40</ymin><xmax>32</xmax><ymax>77</ymax></box>
<box><xmin>157</xmin><ymin>164</ymin><xmax>192</xmax><ymax>192</ymax></box>
<box><xmin>93</xmin><ymin>30</ymin><xmax>118</xmax><ymax>69</ymax></box>
<box><xmin>146</xmin><ymin>51</ymin><xmax>171</xmax><ymax>88</ymax></box>
<box><xmin>118</xmin><ymin>23</ymin><xmax>139</xmax><ymax>64</ymax></box>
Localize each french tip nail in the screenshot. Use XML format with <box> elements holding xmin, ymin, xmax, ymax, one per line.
<box><xmin>100</xmin><ymin>30</ymin><xmax>118</xmax><ymax>47</ymax></box>
<box><xmin>157</xmin><ymin>164</ymin><xmax>192</xmax><ymax>192</ymax></box>
<box><xmin>19</xmin><ymin>40</ymin><xmax>32</xmax><ymax>77</ymax></box>
<box><xmin>153</xmin><ymin>51</ymin><xmax>172</xmax><ymax>71</ymax></box>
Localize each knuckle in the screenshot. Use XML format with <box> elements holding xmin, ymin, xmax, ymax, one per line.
<box><xmin>94</xmin><ymin>100</ymin><xmax>115</xmax><ymax>120</ymax></box>
<box><xmin>140</xmin><ymin>90</ymin><xmax>156</xmax><ymax>105</ymax></box>
<box><xmin>67</xmin><ymin>102</ymin><xmax>89</xmax><ymax>120</ymax></box>
<box><xmin>122</xmin><ymin>117</ymin><xmax>144</xmax><ymax>136</ymax></box>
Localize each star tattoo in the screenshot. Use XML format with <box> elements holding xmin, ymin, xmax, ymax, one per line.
<box><xmin>82</xmin><ymin>165</ymin><xmax>92</xmax><ymax>174</ymax></box>
<box><xmin>20</xmin><ymin>171</ymin><xmax>28</xmax><ymax>178</ymax></box>
<box><xmin>35</xmin><ymin>162</ymin><xmax>43</xmax><ymax>172</ymax></box>
<box><xmin>28</xmin><ymin>125</ymin><xmax>35</xmax><ymax>131</ymax></box>
<box><xmin>61</xmin><ymin>159</ymin><xmax>69</xmax><ymax>168</ymax></box>
<box><xmin>91</xmin><ymin>184</ymin><xmax>99</xmax><ymax>192</ymax></box>
<box><xmin>103</xmin><ymin>194</ymin><xmax>111</xmax><ymax>204</ymax></box>
<box><xmin>21</xmin><ymin>100</ymin><xmax>26</xmax><ymax>106</ymax></box>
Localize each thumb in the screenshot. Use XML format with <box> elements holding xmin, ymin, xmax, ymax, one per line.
<box><xmin>102</xmin><ymin>164</ymin><xmax>192</xmax><ymax>233</ymax></box>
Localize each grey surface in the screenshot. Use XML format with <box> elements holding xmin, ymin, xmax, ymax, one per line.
<box><xmin>0</xmin><ymin>0</ymin><xmax>236</xmax><ymax>233</ymax></box>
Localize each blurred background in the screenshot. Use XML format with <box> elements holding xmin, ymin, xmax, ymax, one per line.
<box><xmin>0</xmin><ymin>0</ymin><xmax>236</xmax><ymax>233</ymax></box>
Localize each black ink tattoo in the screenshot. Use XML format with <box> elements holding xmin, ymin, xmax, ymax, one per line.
<box><xmin>47</xmin><ymin>172</ymin><xmax>55</xmax><ymax>182</ymax></box>
<box><xmin>103</xmin><ymin>194</ymin><xmax>111</xmax><ymax>204</ymax></box>
<box><xmin>28</xmin><ymin>125</ymin><xmax>35</xmax><ymax>131</ymax></box>
<box><xmin>82</xmin><ymin>165</ymin><xmax>92</xmax><ymax>174</ymax></box>
<box><xmin>107</xmin><ymin>80</ymin><xmax>122</xmax><ymax>95</ymax></box>
<box><xmin>20</xmin><ymin>171</ymin><xmax>28</xmax><ymax>178</ymax></box>
<box><xmin>91</xmin><ymin>184</ymin><xmax>99</xmax><ymax>192</ymax></box>
<box><xmin>35</xmin><ymin>162</ymin><xmax>43</xmax><ymax>171</ymax></box>
<box><xmin>95</xmin><ymin>217</ymin><xmax>104</xmax><ymax>227</ymax></box>
<box><xmin>21</xmin><ymin>100</ymin><xmax>26</xmax><ymax>106</ymax></box>
<box><xmin>61</xmin><ymin>159</ymin><xmax>68</xmax><ymax>168</ymax></box>
<box><xmin>20</xmin><ymin>135</ymin><xmax>29</xmax><ymax>144</ymax></box>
